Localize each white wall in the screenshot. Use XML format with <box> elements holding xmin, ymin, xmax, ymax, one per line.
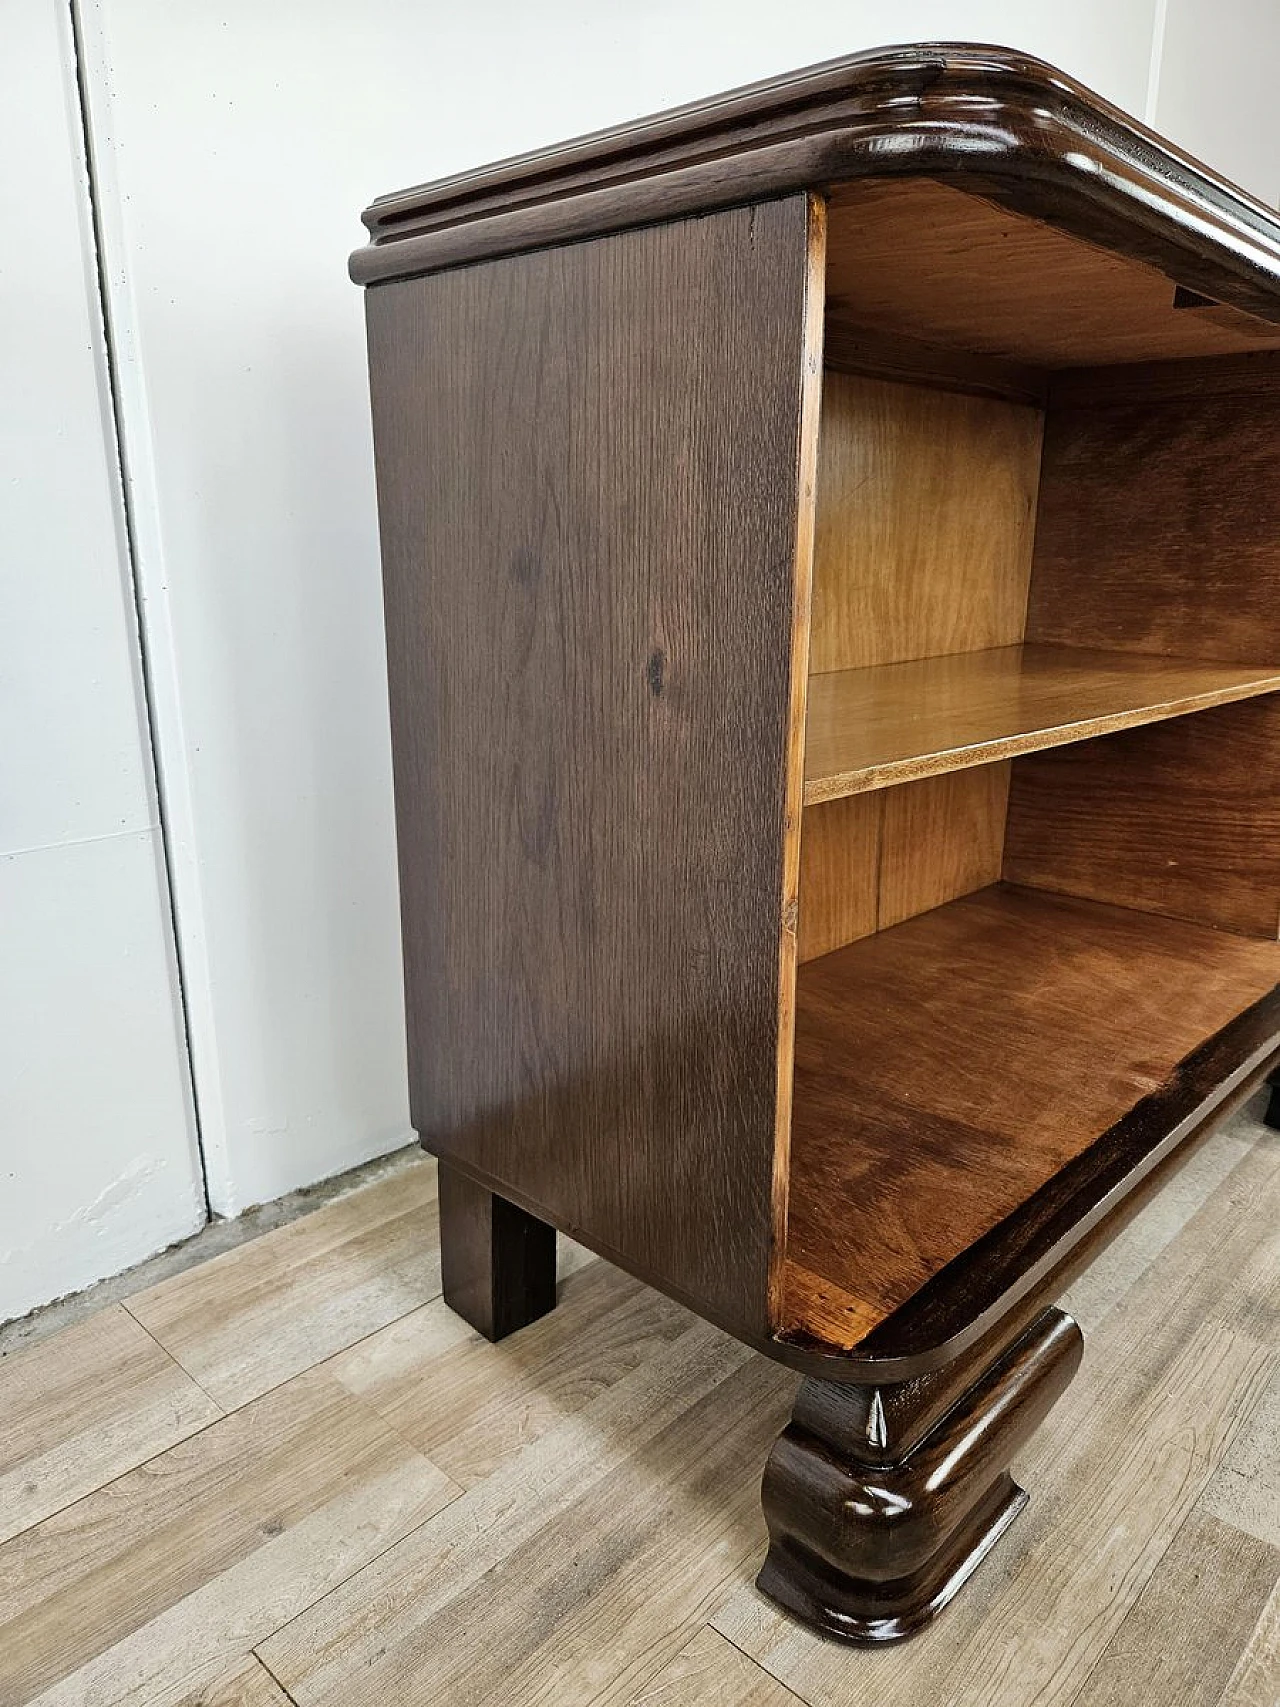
<box><xmin>1153</xmin><ymin>0</ymin><xmax>1280</xmax><ymax>204</ymax></box>
<box><xmin>1</xmin><ymin>2</ymin><xmax>204</xmax><ymax>1320</ymax></box>
<box><xmin>71</xmin><ymin>0</ymin><xmax>1168</xmax><ymax>1221</ymax></box>
<box><xmin>6</xmin><ymin>3</ymin><xmax>1275</xmax><ymax>1311</ymax></box>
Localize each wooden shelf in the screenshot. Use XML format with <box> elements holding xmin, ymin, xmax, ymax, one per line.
<box><xmin>803</xmin><ymin>644</ymin><xmax>1280</xmax><ymax>804</ymax></box>
<box><xmin>783</xmin><ymin>884</ymin><xmax>1280</xmax><ymax>1353</ymax></box>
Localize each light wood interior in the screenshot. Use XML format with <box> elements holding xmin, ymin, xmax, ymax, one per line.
<box><xmin>798</xmin><ymin>368</ymin><xmax>1039</xmax><ymax>961</ymax></box>
<box><xmin>804</xmin><ymin>645</ymin><xmax>1280</xmax><ymax>803</ymax></box>
<box><xmin>1005</xmin><ymin>696</ymin><xmax>1280</xmax><ymax>939</ymax></box>
<box><xmin>825</xmin><ymin>178</ymin><xmax>1280</xmax><ymax>370</ymax></box>
<box><xmin>784</xmin><ymin>179</ymin><xmax>1280</xmax><ymax>1352</ymax></box>
<box><xmin>810</xmin><ymin>373</ymin><xmax>1041</xmax><ymax>673</ymax></box>
<box><xmin>798</xmin><ymin>768</ymin><xmax>1009</xmax><ymax>963</ymax></box>
<box><xmin>798</xmin><ymin>351</ymin><xmax>1280</xmax><ymax>961</ymax></box>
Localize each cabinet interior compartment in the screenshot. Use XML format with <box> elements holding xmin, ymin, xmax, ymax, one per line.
<box><xmin>780</xmin><ymin>182</ymin><xmax>1280</xmax><ymax>1352</ymax></box>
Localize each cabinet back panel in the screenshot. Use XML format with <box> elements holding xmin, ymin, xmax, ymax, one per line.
<box><xmin>810</xmin><ymin>373</ymin><xmax>1042</xmax><ymax>673</ymax></box>
<box><xmin>1004</xmin><ymin>696</ymin><xmax>1280</xmax><ymax>939</ymax></box>
<box><xmin>1028</xmin><ymin>355</ymin><xmax>1280</xmax><ymax>662</ymax></box>
<box><xmin>366</xmin><ymin>198</ymin><xmax>819</xmax><ymax>1339</ymax></box>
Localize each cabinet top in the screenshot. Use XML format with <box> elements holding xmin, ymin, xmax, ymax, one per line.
<box><xmin>350</xmin><ymin>41</ymin><xmax>1280</xmax><ymax>322</ymax></box>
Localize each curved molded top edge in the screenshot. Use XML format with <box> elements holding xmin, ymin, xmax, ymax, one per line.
<box><xmin>350</xmin><ymin>40</ymin><xmax>1280</xmax><ymax>324</ymax></box>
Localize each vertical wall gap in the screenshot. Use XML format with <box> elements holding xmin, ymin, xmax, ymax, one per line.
<box><xmin>66</xmin><ymin>0</ymin><xmax>213</xmax><ymax>1222</ymax></box>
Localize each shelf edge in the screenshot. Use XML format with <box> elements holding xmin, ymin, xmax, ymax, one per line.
<box><xmin>803</xmin><ymin>671</ymin><xmax>1280</xmax><ymax>805</ymax></box>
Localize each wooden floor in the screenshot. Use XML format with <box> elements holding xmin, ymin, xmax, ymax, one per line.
<box><xmin>2</xmin><ymin>1102</ymin><xmax>1278</xmax><ymax>1707</ymax></box>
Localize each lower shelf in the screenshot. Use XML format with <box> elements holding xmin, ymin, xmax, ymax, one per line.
<box><xmin>782</xmin><ymin>884</ymin><xmax>1279</xmax><ymax>1358</ymax></box>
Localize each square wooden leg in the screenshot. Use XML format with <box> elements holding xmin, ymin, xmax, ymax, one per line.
<box><xmin>1264</xmin><ymin>1070</ymin><xmax>1280</xmax><ymax>1132</ymax></box>
<box><xmin>437</xmin><ymin>1158</ymin><xmax>557</xmax><ymax>1341</ymax></box>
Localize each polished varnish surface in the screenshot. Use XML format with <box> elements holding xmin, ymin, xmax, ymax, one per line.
<box><xmin>352</xmin><ymin>43</ymin><xmax>1280</xmax><ymax>334</ymax></box>
<box><xmin>759</xmin><ymin>1307</ymin><xmax>1084</xmax><ymax>1644</ymax></box>
<box><xmin>784</xmin><ymin>884</ymin><xmax>1280</xmax><ymax>1349</ymax></box>
<box><xmin>357</xmin><ymin>39</ymin><xmax>1280</xmax><ymax>1648</ymax></box>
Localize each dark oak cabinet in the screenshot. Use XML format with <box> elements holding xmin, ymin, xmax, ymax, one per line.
<box><xmin>353</xmin><ymin>44</ymin><xmax>1280</xmax><ymax>1643</ymax></box>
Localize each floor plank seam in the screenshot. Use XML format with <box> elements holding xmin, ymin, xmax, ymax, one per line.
<box><xmin>712</xmin><ymin>1624</ymin><xmax>815</xmax><ymax>1705</ymax></box>
<box><xmin>118</xmin><ymin>1299</ymin><xmax>228</xmax><ymax>1415</ymax></box>
<box><xmin>1082</xmin><ymin>1136</ymin><xmax>1280</xmax><ymax>1348</ymax></box>
<box><xmin>0</xmin><ymin>1377</ymin><xmax>238</xmax><ymax>1550</ymax></box>
<box><xmin>251</xmin><ymin>1645</ymin><xmax>303</xmax><ymax>1705</ymax></box>
<box><xmin>715</xmin><ymin>1623</ymin><xmax>814</xmax><ymax>1706</ymax></box>
<box><xmin>250</xmin><ymin>1449</ymin><xmax>468</xmax><ymax>1662</ymax></box>
<box><xmin>121</xmin><ymin>1275</ymin><xmax>449</xmax><ymax>1414</ymax></box>
<box><xmin>1053</xmin><ymin>1491</ymin><xmax>1213</xmax><ymax>1707</ymax></box>
<box><xmin>302</xmin><ymin>1278</ymin><xmax>450</xmax><ymax>1387</ymax></box>
<box><xmin>1199</xmin><ymin>1338</ymin><xmax>1280</xmax><ymax>1463</ymax></box>
<box><xmin>575</xmin><ymin>1541</ymin><xmax>774</xmax><ymax>1707</ymax></box>
<box><xmin>1208</xmin><ymin>1586</ymin><xmax>1280</xmax><ymax>1707</ymax></box>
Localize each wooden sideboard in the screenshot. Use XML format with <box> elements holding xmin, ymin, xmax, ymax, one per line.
<box><xmin>352</xmin><ymin>43</ymin><xmax>1280</xmax><ymax>1644</ymax></box>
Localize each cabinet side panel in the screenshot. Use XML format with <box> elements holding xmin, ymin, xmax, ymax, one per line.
<box><xmin>365</xmin><ymin>199</ymin><xmax>814</xmax><ymax>1338</ymax></box>
<box><xmin>809</xmin><ymin>373</ymin><xmax>1043</xmax><ymax>673</ymax></box>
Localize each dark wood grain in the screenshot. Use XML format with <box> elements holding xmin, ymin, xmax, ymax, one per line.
<box><xmin>1050</xmin><ymin>346</ymin><xmax>1280</xmax><ymax>406</ymax></box>
<box><xmin>351</xmin><ymin>43</ymin><xmax>1280</xmax><ymax>337</ymax></box>
<box><xmin>758</xmin><ymin>1307</ymin><xmax>1083</xmax><ymax>1643</ymax></box>
<box><xmin>437</xmin><ymin>1159</ymin><xmax>556</xmax><ymax>1342</ymax></box>
<box><xmin>1027</xmin><ymin>358</ymin><xmax>1280</xmax><ymax>661</ymax></box>
<box><xmin>359</xmin><ymin>47</ymin><xmax>1280</xmax><ymax>1415</ymax></box>
<box><xmin>782</xmin><ymin>884</ymin><xmax>1280</xmax><ymax>1352</ymax></box>
<box><xmin>1004</xmin><ymin>696</ymin><xmax>1280</xmax><ymax>938</ymax></box>
<box><xmin>366</xmin><ymin>198</ymin><xmax>819</xmax><ymax>1345</ymax></box>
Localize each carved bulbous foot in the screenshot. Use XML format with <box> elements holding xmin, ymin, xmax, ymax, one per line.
<box><xmin>757</xmin><ymin>1307</ymin><xmax>1084</xmax><ymax>1644</ymax></box>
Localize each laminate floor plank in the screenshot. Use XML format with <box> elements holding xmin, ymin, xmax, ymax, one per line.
<box><xmin>258</xmin><ymin>1323</ymin><xmax>791</xmax><ymax>1707</ymax></box>
<box><xmin>0</xmin><ymin>1304</ymin><xmax>221</xmax><ymax>1546</ymax></box>
<box><xmin>4</xmin><ymin>1113</ymin><xmax>1276</xmax><ymax>1707</ymax></box>
<box><xmin>169</xmin><ymin>1655</ymin><xmax>293</xmax><ymax>1707</ymax></box>
<box><xmin>623</xmin><ymin>1628</ymin><xmax>808</xmax><ymax>1706</ymax></box>
<box><xmin>0</xmin><ymin>1369</ymin><xmax>457</xmax><ymax>1707</ymax></box>
<box><xmin>329</xmin><ymin>1254</ymin><xmax>690</xmax><ymax>1486</ymax></box>
<box><xmin>715</xmin><ymin>1121</ymin><xmax>1280</xmax><ymax>1707</ymax></box>
<box><xmin>126</xmin><ymin>1154</ymin><xmax>441</xmax><ymax>1409</ymax></box>
<box><xmin>1216</xmin><ymin>1576</ymin><xmax>1280</xmax><ymax>1707</ymax></box>
<box><xmin>1200</xmin><ymin>1361</ymin><xmax>1280</xmax><ymax>1546</ymax></box>
<box><xmin>1069</xmin><ymin>1507</ymin><xmax>1280</xmax><ymax>1707</ymax></box>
